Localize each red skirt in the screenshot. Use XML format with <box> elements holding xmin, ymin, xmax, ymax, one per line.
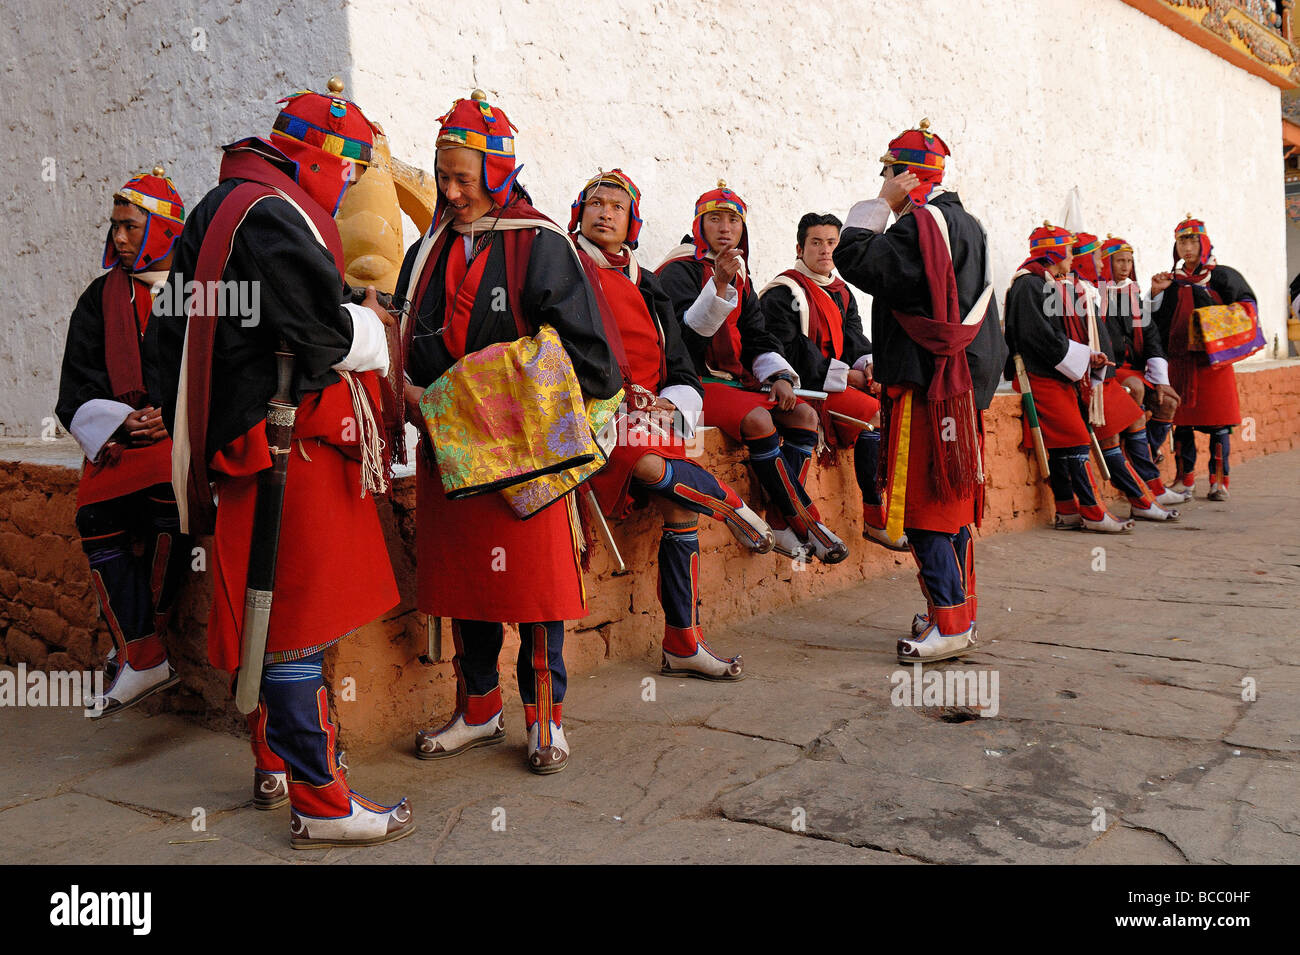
<box><xmin>883</xmin><ymin>384</ymin><xmax>979</xmax><ymax>535</ymax></box>
<box><xmin>701</xmin><ymin>382</ymin><xmax>779</xmax><ymax>441</ymax></box>
<box><xmin>1092</xmin><ymin>377</ymin><xmax>1145</xmax><ymax>441</ymax></box>
<box><xmin>588</xmin><ymin>415</ymin><xmax>691</xmax><ymax>520</ymax></box>
<box><xmin>1017</xmin><ymin>374</ymin><xmax>1090</xmax><ymax>449</ymax></box>
<box><xmin>1174</xmin><ymin>362</ymin><xmax>1240</xmax><ymax>427</ymax></box>
<box><xmin>823</xmin><ymin>388</ymin><xmax>880</xmax><ymax>447</ymax></box>
<box><xmin>416</xmin><ymin>452</ymin><xmax>587</xmax><ymax>622</ymax></box>
<box><xmin>76</xmin><ymin>438</ymin><xmax>173</xmax><ymax>508</ymax></box>
<box><xmin>207</xmin><ymin>378</ymin><xmax>399</xmax><ymax>673</ymax></box>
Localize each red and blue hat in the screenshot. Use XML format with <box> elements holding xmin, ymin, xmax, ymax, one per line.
<box><xmin>270</xmin><ymin>77</ymin><xmax>380</xmax><ymax>215</ymax></box>
<box><xmin>1018</xmin><ymin>221</ymin><xmax>1074</xmax><ymax>271</ymax></box>
<box><xmin>102</xmin><ymin>166</ymin><xmax>185</xmax><ymax>272</ymax></box>
<box><xmin>878</xmin><ymin>119</ymin><xmax>950</xmax><ymax>206</ymax></box>
<box><xmin>691</xmin><ymin>180</ymin><xmax>748</xmax><ymax>261</ymax></box>
<box><xmin>1099</xmin><ymin>235</ymin><xmax>1134</xmax><ymax>282</ymax></box>
<box><xmin>435</xmin><ymin>89</ymin><xmax>521</xmax><ymax>219</ymax></box>
<box><xmin>1071</xmin><ymin>232</ymin><xmax>1102</xmax><ymax>282</ymax></box>
<box><xmin>568</xmin><ymin>168</ymin><xmax>643</xmax><ymax>248</ymax></box>
<box><xmin>1173</xmin><ymin>214</ymin><xmax>1213</xmax><ymax>268</ymax></box>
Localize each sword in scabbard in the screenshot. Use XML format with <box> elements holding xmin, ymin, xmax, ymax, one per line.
<box><xmin>582</xmin><ymin>488</ymin><xmax>628</xmax><ymax>576</ymax></box>
<box><xmin>1012</xmin><ymin>353</ymin><xmax>1051</xmax><ymax>479</ymax></box>
<box><xmin>234</xmin><ymin>340</ymin><xmax>298</xmax><ymax>715</ymax></box>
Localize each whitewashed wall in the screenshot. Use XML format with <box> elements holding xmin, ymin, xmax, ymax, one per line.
<box><xmin>1</xmin><ymin>0</ymin><xmax>1286</xmax><ymax>436</ymax></box>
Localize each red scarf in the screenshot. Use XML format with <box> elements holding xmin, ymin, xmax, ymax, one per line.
<box><xmin>101</xmin><ymin>265</ymin><xmax>153</xmax><ymax>407</ymax></box>
<box><xmin>889</xmin><ymin>211</ymin><xmax>983</xmax><ymax>502</ymax></box>
<box><xmin>782</xmin><ymin>268</ymin><xmax>847</xmax><ymax>360</ymax></box>
<box><xmin>1166</xmin><ymin>265</ymin><xmax>1221</xmax><ymax>408</ymax></box>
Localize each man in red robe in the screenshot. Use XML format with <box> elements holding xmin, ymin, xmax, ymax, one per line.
<box><xmin>159</xmin><ymin>79</ymin><xmax>412</xmax><ymax>848</ymax></box>
<box><xmin>657</xmin><ymin>184</ymin><xmax>848</xmax><ymax>563</ymax></box>
<box><xmin>399</xmin><ymin>92</ymin><xmax>621</xmax><ymax>775</ymax></box>
<box><xmin>1070</xmin><ymin>232</ymin><xmax>1177</xmax><ymax>522</ymax></box>
<box><xmin>570</xmin><ymin>169</ymin><xmax>772</xmax><ymax>680</ymax></box>
<box><xmin>58</xmin><ymin>168</ymin><xmax>191</xmax><ymax>716</ymax></box>
<box><xmin>835</xmin><ymin>121</ymin><xmax>1008</xmax><ymax>661</ymax></box>
<box><xmin>1150</xmin><ymin>216</ymin><xmax>1256</xmax><ymax>501</ymax></box>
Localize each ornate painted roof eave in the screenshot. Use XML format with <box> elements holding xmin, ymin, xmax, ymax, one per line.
<box><xmin>1120</xmin><ymin>0</ymin><xmax>1299</xmax><ymax>89</ymax></box>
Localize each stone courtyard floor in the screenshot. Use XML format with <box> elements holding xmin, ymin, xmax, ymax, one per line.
<box><xmin>1</xmin><ymin>450</ymin><xmax>1296</xmax><ymax>865</ymax></box>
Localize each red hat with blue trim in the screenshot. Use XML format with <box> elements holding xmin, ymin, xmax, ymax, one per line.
<box><xmin>1173</xmin><ymin>213</ymin><xmax>1213</xmax><ymax>268</ymax></box>
<box><xmin>1018</xmin><ymin>220</ymin><xmax>1074</xmax><ymax>271</ymax></box>
<box><xmin>270</xmin><ymin>76</ymin><xmax>381</xmax><ymax>215</ymax></box>
<box><xmin>1099</xmin><ymin>234</ymin><xmax>1134</xmax><ymax>282</ymax></box>
<box><xmin>435</xmin><ymin>89</ymin><xmax>521</xmax><ymax>221</ymax></box>
<box><xmin>568</xmin><ymin>168</ymin><xmax>643</xmax><ymax>248</ymax></box>
<box><xmin>1071</xmin><ymin>232</ymin><xmax>1102</xmax><ymax>282</ymax></box>
<box><xmin>879</xmin><ymin>118</ymin><xmax>951</xmax><ymax>206</ymax></box>
<box><xmin>103</xmin><ymin>165</ymin><xmax>185</xmax><ymax>272</ymax></box>
<box><xmin>691</xmin><ymin>179</ymin><xmax>748</xmax><ymax>261</ymax></box>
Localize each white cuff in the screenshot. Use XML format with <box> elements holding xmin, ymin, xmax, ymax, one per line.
<box><xmin>852</xmin><ymin>353</ymin><xmax>872</xmax><ymax>372</ymax></box>
<box><xmin>823</xmin><ymin>358</ymin><xmax>850</xmax><ymax>393</ymax></box>
<box><xmin>844</xmin><ymin>198</ymin><xmax>892</xmax><ymax>234</ymax></box>
<box><xmin>684</xmin><ymin>282</ymin><xmax>737</xmax><ymax>338</ymax></box>
<box><xmin>335</xmin><ymin>302</ymin><xmax>390</xmax><ymax>376</ymax></box>
<box><xmin>752</xmin><ymin>351</ymin><xmax>800</xmax><ymax>389</ymax></box>
<box><xmin>1054</xmin><ymin>339</ymin><xmax>1092</xmax><ymax>381</ymax></box>
<box><xmin>1145</xmin><ymin>356</ymin><xmax>1170</xmax><ymax>386</ymax></box>
<box><xmin>69</xmin><ymin>398</ymin><xmax>134</xmax><ymax>462</ymax></box>
<box><xmin>659</xmin><ymin>384</ymin><xmax>703</xmax><ymax>437</ymax></box>
<box><xmin>1149</xmin><ymin>291</ymin><xmax>1164</xmax><ymax>311</ymax></box>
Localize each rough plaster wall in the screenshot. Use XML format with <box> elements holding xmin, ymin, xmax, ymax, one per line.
<box><xmin>0</xmin><ymin>0</ymin><xmax>1286</xmax><ymax>436</ymax></box>
<box><xmin>0</xmin><ymin>0</ymin><xmax>354</xmax><ymax>436</ymax></box>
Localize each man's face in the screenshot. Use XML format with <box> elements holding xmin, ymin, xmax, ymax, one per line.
<box><xmin>701</xmin><ymin>210</ymin><xmax>743</xmax><ymax>254</ymax></box>
<box><xmin>798</xmin><ymin>224</ymin><xmax>839</xmax><ymax>276</ymax></box>
<box><xmin>436</xmin><ymin>147</ymin><xmax>494</xmax><ymax>224</ymax></box>
<box><xmin>1111</xmin><ymin>251</ymin><xmax>1134</xmax><ymax>281</ymax></box>
<box><xmin>1048</xmin><ymin>251</ymin><xmax>1073</xmax><ymax>277</ymax></box>
<box><xmin>580</xmin><ymin>185</ymin><xmax>631</xmax><ymax>252</ymax></box>
<box><xmin>110</xmin><ymin>202</ymin><xmax>148</xmax><ymax>268</ymax></box>
<box><xmin>1176</xmin><ymin>234</ymin><xmax>1202</xmax><ymax>267</ymax></box>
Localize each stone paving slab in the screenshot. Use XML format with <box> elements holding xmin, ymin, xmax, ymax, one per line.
<box><xmin>0</xmin><ymin>449</ymin><xmax>1296</xmax><ymax>864</ymax></box>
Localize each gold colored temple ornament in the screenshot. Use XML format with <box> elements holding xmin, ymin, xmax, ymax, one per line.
<box><xmin>336</xmin><ymin>131</ymin><xmax>439</xmax><ymax>293</ymax></box>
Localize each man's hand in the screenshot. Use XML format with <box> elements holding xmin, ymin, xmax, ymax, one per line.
<box><xmin>645</xmin><ymin>397</ymin><xmax>678</xmax><ymax>437</ymax></box>
<box><xmin>1154</xmin><ymin>383</ymin><xmax>1180</xmax><ymax>409</ymax></box>
<box><xmin>847</xmin><ymin>369</ymin><xmax>868</xmax><ymax>391</ymax></box>
<box><xmin>403</xmin><ymin>382</ymin><xmax>431</xmax><ymax>441</ymax></box>
<box><xmin>362</xmin><ymin>286</ymin><xmax>395</xmax><ymax>327</ymax></box>
<box><xmin>1149</xmin><ymin>272</ymin><xmax>1173</xmax><ymax>297</ymax></box>
<box><xmin>121</xmin><ymin>406</ymin><xmax>167</xmax><ymax>446</ymax></box>
<box><xmin>770</xmin><ymin>378</ymin><xmax>797</xmax><ymax>411</ymax></box>
<box><xmin>880</xmin><ymin>171</ymin><xmax>920</xmax><ymax>212</ymax></box>
<box><xmin>1090</xmin><ymin>352</ymin><xmax>1115</xmax><ymax>370</ymax></box>
<box><xmin>712</xmin><ymin>249</ymin><xmax>743</xmax><ymax>295</ymax></box>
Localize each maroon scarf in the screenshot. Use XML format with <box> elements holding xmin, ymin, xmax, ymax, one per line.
<box><xmin>1021</xmin><ymin>261</ymin><xmax>1094</xmax><ymax>411</ymax></box>
<box><xmin>889</xmin><ymin>210</ymin><xmax>983</xmax><ymax>502</ymax></box>
<box><xmin>101</xmin><ymin>265</ymin><xmax>151</xmax><ymax>407</ymax></box>
<box><xmin>1166</xmin><ymin>267</ymin><xmax>1221</xmax><ymax>409</ymax></box>
<box><xmin>783</xmin><ymin>269</ymin><xmax>848</xmax><ymax>361</ymax></box>
<box><xmin>183</xmin><ymin>146</ymin><xmax>346</xmax><ymax>535</ymax></box>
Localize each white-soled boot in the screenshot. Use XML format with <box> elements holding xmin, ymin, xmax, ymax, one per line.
<box><xmin>415</xmin><ymin>710</ymin><xmax>506</xmax><ymax>760</ymax></box>
<box><xmin>527</xmin><ymin>721</ymin><xmax>569</xmax><ymax>775</ymax></box>
<box><xmin>897</xmin><ymin>624</ymin><xmax>978</xmax><ymax>663</ymax></box>
<box><xmin>1081</xmin><ymin>512</ymin><xmax>1135</xmax><ymax>534</ymax></box>
<box><xmin>1132</xmin><ymin>502</ymin><xmax>1179</xmax><ymax>521</ymax></box>
<box><xmin>290</xmin><ymin>796</ymin><xmax>414</xmax><ymax>849</ymax></box>
<box><xmin>84</xmin><ymin>658</ymin><xmax>179</xmax><ymax>719</ymax></box>
<box><xmin>864</xmin><ymin>524</ymin><xmax>909</xmax><ymax>551</ymax></box>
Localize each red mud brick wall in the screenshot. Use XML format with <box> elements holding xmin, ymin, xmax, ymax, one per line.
<box><xmin>3</xmin><ymin>362</ymin><xmax>1298</xmax><ymax>751</ymax></box>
